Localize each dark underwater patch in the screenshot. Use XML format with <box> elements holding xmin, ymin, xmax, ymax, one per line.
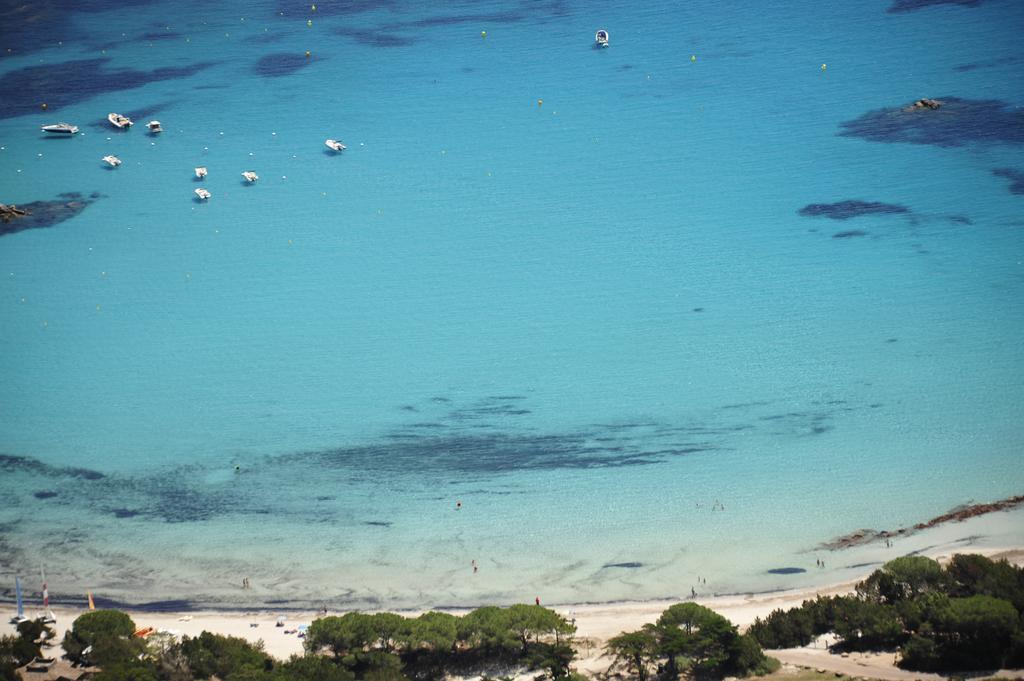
<box><xmin>112</xmin><ymin>508</ymin><xmax>140</xmax><ymax>518</ymax></box>
<box><xmin>33</xmin><ymin>490</ymin><xmax>58</xmax><ymax>499</ymax></box>
<box><xmin>953</xmin><ymin>55</ymin><xmax>1021</xmax><ymax>72</ymax></box>
<box><xmin>275</xmin><ymin>0</ymin><xmax>395</xmax><ymax>17</ymax></box>
<box><xmin>887</xmin><ymin>0</ymin><xmax>985</xmax><ymax>12</ymax></box>
<box><xmin>1</xmin><ymin>192</ymin><xmax>102</xmax><ymax>237</ymax></box>
<box><xmin>332</xmin><ymin>27</ymin><xmax>417</xmax><ymax>48</ymax></box>
<box><xmin>799</xmin><ymin>200</ymin><xmax>909</xmax><ymax>220</ymax></box>
<box><xmin>992</xmin><ymin>168</ymin><xmax>1024</xmax><ymax>195</ymax></box>
<box><xmin>0</xmin><ymin>58</ymin><xmax>217</xmax><ymax>119</ymax></box>
<box><xmin>253</xmin><ymin>53</ymin><xmax>318</xmax><ymax>77</ymax></box>
<box><xmin>0</xmin><ymin>453</ymin><xmax>105</xmax><ymax>479</ymax></box>
<box><xmin>838</xmin><ymin>97</ymin><xmax>1024</xmax><ymax>148</ymax></box>
<box><xmin>767</xmin><ymin>567</ymin><xmax>806</xmax><ymax>575</ymax></box>
<box><xmin>833</xmin><ymin>230</ymin><xmax>869</xmax><ymax>239</ymax></box>
<box><xmin>243</xmin><ymin>33</ymin><xmax>287</xmax><ymax>45</ymax></box>
<box><xmin>603</xmin><ymin>562</ymin><xmax>643</xmax><ymax>569</ymax></box>
<box><xmin>400</xmin><ymin>11</ymin><xmax>527</xmax><ymax>28</ymax></box>
<box><xmin>139</xmin><ymin>31</ymin><xmax>182</xmax><ymax>42</ymax></box>
<box><xmin>364</xmin><ymin>521</ymin><xmax>393</xmax><ymax>527</ymax></box>
<box><xmin>946</xmin><ymin>214</ymin><xmax>973</xmax><ymax>224</ymax></box>
<box><xmin>0</xmin><ymin>0</ymin><xmax>157</xmax><ymax>55</ymax></box>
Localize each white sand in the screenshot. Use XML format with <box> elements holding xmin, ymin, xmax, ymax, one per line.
<box><xmin>10</xmin><ymin>510</ymin><xmax>1024</xmax><ymax>679</ymax></box>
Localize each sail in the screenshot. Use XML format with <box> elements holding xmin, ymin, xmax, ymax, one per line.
<box><xmin>15</xmin><ymin>576</ymin><xmax>24</xmax><ymax>619</ymax></box>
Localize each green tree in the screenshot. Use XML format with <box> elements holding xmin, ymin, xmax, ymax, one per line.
<box><xmin>859</xmin><ymin>556</ymin><xmax>946</xmax><ymax>603</ymax></box>
<box><xmin>178</xmin><ymin>631</ymin><xmax>272</xmax><ymax>679</ymax></box>
<box><xmin>654</xmin><ymin>603</ymin><xmax>736</xmax><ymax>677</ymax></box>
<box><xmin>91</xmin><ymin>661</ymin><xmax>160</xmax><ymax>681</ymax></box>
<box><xmin>830</xmin><ymin>597</ymin><xmax>903</xmax><ymax>650</ymax></box>
<box><xmin>505</xmin><ymin>604</ymin><xmax>574</xmax><ymax>652</ymax></box>
<box><xmin>0</xmin><ymin>635</ymin><xmax>31</xmax><ymax>681</ymax></box>
<box><xmin>275</xmin><ymin>654</ymin><xmax>357</xmax><ymax>681</ymax></box>
<box><xmin>459</xmin><ymin>606</ymin><xmax>516</xmax><ymax>654</ymax></box>
<box><xmin>945</xmin><ymin>554</ymin><xmax>1024</xmax><ymax>610</ymax></box>
<box><xmin>724</xmin><ymin>634</ymin><xmax>775</xmax><ymax>676</ymax></box>
<box><xmin>63</xmin><ymin>610</ymin><xmax>137</xmax><ymax>665</ymax></box>
<box><xmin>605</xmin><ymin>628</ymin><xmax>658</xmax><ymax>681</ymax></box>
<box><xmin>370</xmin><ymin>613</ymin><xmax>410</xmax><ymax>654</ymax></box>
<box><xmin>307</xmin><ymin>613</ymin><xmax>376</xmax><ymax>659</ymax></box>
<box><xmin>408</xmin><ymin>611</ymin><xmax>459</xmax><ymax>652</ymax></box>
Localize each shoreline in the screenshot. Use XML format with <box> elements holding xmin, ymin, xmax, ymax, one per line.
<box><xmin>14</xmin><ymin>547</ymin><xmax>1023</xmax><ymax>665</ymax></box>
<box><xmin>5</xmin><ymin>496</ymin><xmax>1023</xmax><ymax>615</ymax></box>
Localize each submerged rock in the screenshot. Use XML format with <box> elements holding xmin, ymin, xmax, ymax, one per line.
<box><xmin>0</xmin><ymin>192</ymin><xmax>101</xmax><ymax>237</ymax></box>
<box><xmin>820</xmin><ymin>494</ymin><xmax>1024</xmax><ymax>549</ymax></box>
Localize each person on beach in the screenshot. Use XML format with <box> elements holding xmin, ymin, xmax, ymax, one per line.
<box><xmin>472</xmin><ymin>560</ymin><xmax>478</xmax><ymax>573</ymax></box>
<box><xmin>535</xmin><ymin>596</ymin><xmax>540</xmax><ymax>605</ymax></box>
<box><xmin>691</xmin><ymin>586</ymin><xmax>696</xmax><ymax>598</ymax></box>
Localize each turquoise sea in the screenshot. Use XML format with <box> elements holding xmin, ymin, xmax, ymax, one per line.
<box><xmin>1</xmin><ymin>0</ymin><xmax>1023</xmax><ymax>610</ymax></box>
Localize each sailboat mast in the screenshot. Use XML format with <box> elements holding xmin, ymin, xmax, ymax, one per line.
<box><xmin>15</xmin><ymin>575</ymin><xmax>24</xmax><ymax>619</ymax></box>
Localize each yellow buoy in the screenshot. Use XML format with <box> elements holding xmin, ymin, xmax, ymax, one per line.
<box><xmin>311</xmin><ymin>3</ymin><xmax>316</xmax><ymax>10</ymax></box>
<box><xmin>690</xmin><ymin>55</ymin><xmax>696</xmax><ymax>62</ymax></box>
<box><xmin>305</xmin><ymin>50</ymin><xmax>311</xmax><ymax>58</ymax></box>
<box><xmin>537</xmin><ymin>98</ymin><xmax>543</xmax><ymax>107</ymax></box>
<box><xmin>481</xmin><ymin>31</ymin><xmax>487</xmax><ymax>38</ymax></box>
<box><xmin>41</xmin><ymin>102</ymin><xmax>48</xmax><ymax>110</ymax></box>
<box><xmin>821</xmin><ymin>63</ymin><xmax>827</xmax><ymax>71</ymax></box>
<box><xmin>307</xmin><ymin>19</ymin><xmax>313</xmax><ymax>27</ymax></box>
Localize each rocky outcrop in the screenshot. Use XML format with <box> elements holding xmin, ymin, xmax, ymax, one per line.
<box><xmin>0</xmin><ymin>203</ymin><xmax>30</xmax><ymax>222</ymax></box>
<box><xmin>0</xmin><ymin>192</ymin><xmax>102</xmax><ymax>237</ymax></box>
<box><xmin>819</xmin><ymin>494</ymin><xmax>1024</xmax><ymax>550</ymax></box>
<box><xmin>911</xmin><ymin>98</ymin><xmax>943</xmax><ymax>110</ymax></box>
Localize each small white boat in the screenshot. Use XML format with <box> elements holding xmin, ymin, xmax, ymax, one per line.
<box><xmin>108</xmin><ymin>113</ymin><xmax>133</xmax><ymax>129</ymax></box>
<box><xmin>102</xmin><ymin>155</ymin><xmax>122</xmax><ymax>167</ymax></box>
<box><xmin>595</xmin><ymin>29</ymin><xmax>609</xmax><ymax>48</ymax></box>
<box><xmin>41</xmin><ymin>122</ymin><xmax>79</xmax><ymax>134</ymax></box>
<box><xmin>147</xmin><ymin>120</ymin><xmax>163</xmax><ymax>133</ymax></box>
<box><xmin>194</xmin><ymin>166</ymin><xmax>208</xmax><ymax>179</ymax></box>
<box><xmin>242</xmin><ymin>171</ymin><xmax>259</xmax><ymax>183</ymax></box>
<box><xmin>325</xmin><ymin>139</ymin><xmax>346</xmax><ymax>152</ymax></box>
<box><xmin>194</xmin><ymin>188</ymin><xmax>211</xmax><ymax>200</ymax></box>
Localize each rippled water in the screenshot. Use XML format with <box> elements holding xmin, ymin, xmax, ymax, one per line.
<box><xmin>1</xmin><ymin>0</ymin><xmax>1023</xmax><ymax>609</ymax></box>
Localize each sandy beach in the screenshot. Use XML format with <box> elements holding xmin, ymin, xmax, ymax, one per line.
<box><xmin>19</xmin><ymin>542</ymin><xmax>1024</xmax><ymax>679</ymax></box>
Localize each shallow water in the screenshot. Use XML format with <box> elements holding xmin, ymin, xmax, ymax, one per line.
<box><xmin>1</xmin><ymin>0</ymin><xmax>1023</xmax><ymax>609</ymax></box>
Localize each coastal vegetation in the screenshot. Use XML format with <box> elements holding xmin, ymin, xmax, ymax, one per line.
<box><xmin>14</xmin><ymin>602</ymin><xmax>777</xmax><ymax>681</ymax></box>
<box><xmin>604</xmin><ymin>603</ymin><xmax>777</xmax><ymax>680</ymax></box>
<box><xmin>10</xmin><ymin>555</ymin><xmax>1023</xmax><ymax>679</ymax></box>
<box><xmin>747</xmin><ymin>553</ymin><xmax>1024</xmax><ymax>670</ymax></box>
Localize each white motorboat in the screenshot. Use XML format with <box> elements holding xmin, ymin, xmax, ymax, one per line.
<box><xmin>242</xmin><ymin>171</ymin><xmax>259</xmax><ymax>183</ymax></box>
<box><xmin>595</xmin><ymin>29</ymin><xmax>609</xmax><ymax>48</ymax></box>
<box><xmin>102</xmin><ymin>155</ymin><xmax>122</xmax><ymax>167</ymax></box>
<box><xmin>194</xmin><ymin>188</ymin><xmax>211</xmax><ymax>200</ymax></box>
<box><xmin>194</xmin><ymin>166</ymin><xmax>208</xmax><ymax>179</ymax></box>
<box><xmin>108</xmin><ymin>113</ymin><xmax>133</xmax><ymax>129</ymax></box>
<box><xmin>41</xmin><ymin>122</ymin><xmax>79</xmax><ymax>134</ymax></box>
<box><xmin>325</xmin><ymin>139</ymin><xmax>346</xmax><ymax>152</ymax></box>
<box><xmin>147</xmin><ymin>120</ymin><xmax>163</xmax><ymax>133</ymax></box>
